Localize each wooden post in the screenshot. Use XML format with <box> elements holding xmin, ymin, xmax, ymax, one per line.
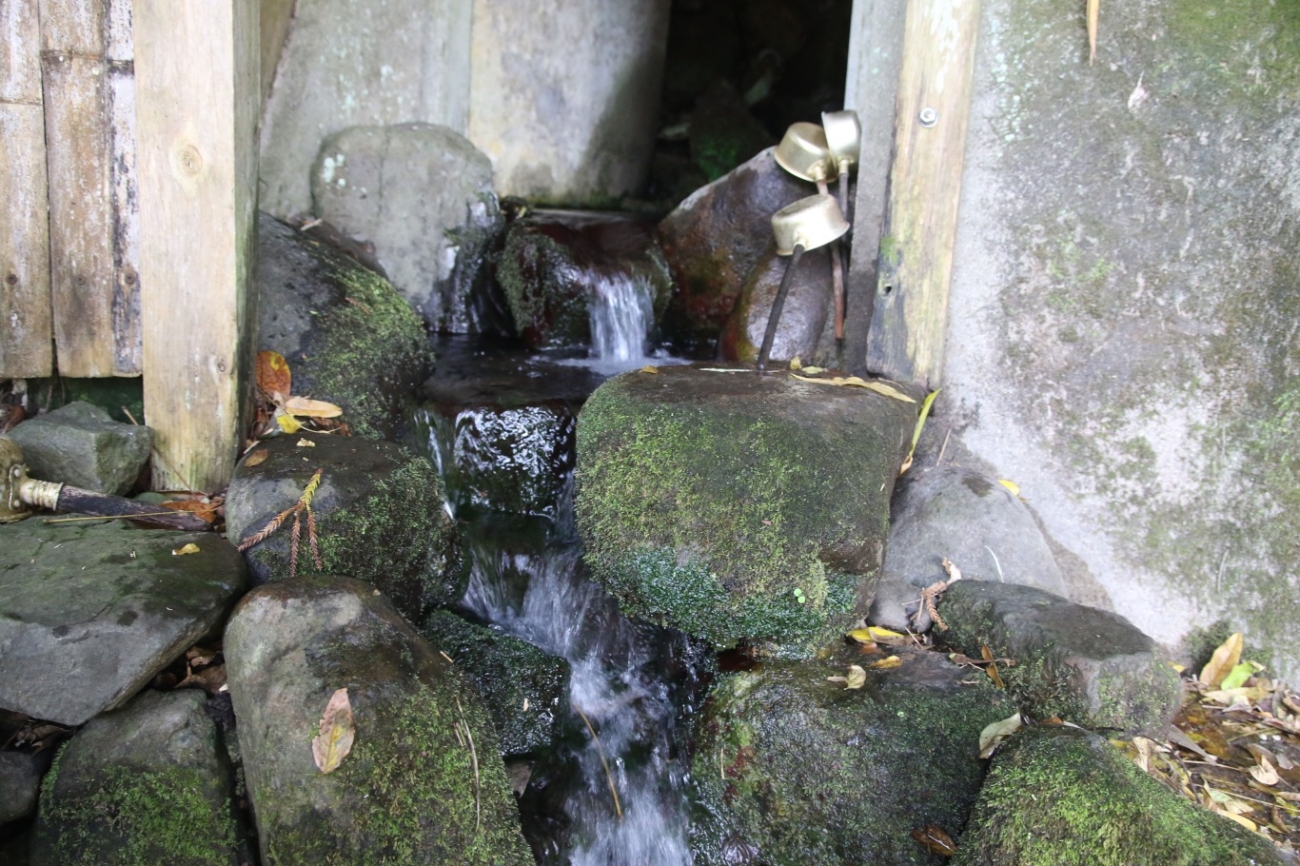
<box><xmin>0</xmin><ymin>0</ymin><xmax>54</xmax><ymax>377</ymax></box>
<box><xmin>841</xmin><ymin>0</ymin><xmax>908</xmax><ymax>375</ymax></box>
<box><xmin>865</xmin><ymin>0</ymin><xmax>981</xmax><ymax>390</ymax></box>
<box><xmin>135</xmin><ymin>0</ymin><xmax>258</xmax><ymax>492</ymax></box>
<box><xmin>38</xmin><ymin>0</ymin><xmax>140</xmax><ymax>377</ymax></box>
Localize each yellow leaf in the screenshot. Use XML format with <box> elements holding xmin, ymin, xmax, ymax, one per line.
<box><xmin>296</xmin><ymin>437</ymin><xmax>317</xmax><ymax>448</ymax></box>
<box><xmin>846</xmin><ymin>629</ymin><xmax>876</xmax><ymax>644</ymax></box>
<box><xmin>312</xmin><ymin>688</ymin><xmax>356</xmax><ymax>774</ymax></box>
<box><xmin>1200</xmin><ymin>632</ymin><xmax>1243</xmax><ymax>688</ymax></box>
<box><xmin>639</xmin><ymin>366</ymin><xmax>659</xmax><ymax>374</ymax></box>
<box><xmin>1087</xmin><ymin>0</ymin><xmax>1100</xmax><ymax>65</ymax></box>
<box><xmin>171</xmin><ymin>543</ymin><xmax>201</xmax><ymax>556</ymax></box>
<box><xmin>788</xmin><ymin>373</ymin><xmax>916</xmax><ymax>402</ymax></box>
<box><xmin>276</xmin><ymin>411</ymin><xmax>302</xmax><ymax>434</ymax></box>
<box><xmin>846</xmin><ymin>665</ymin><xmax>867</xmax><ymax>688</ymax></box>
<box><xmin>979</xmin><ymin>712</ymin><xmax>1022</xmax><ymax>759</ymax></box>
<box><xmin>1218</xmin><ymin>661</ymin><xmax>1254</xmax><ymax>691</ymax></box>
<box><xmin>868</xmin><ymin>655</ymin><xmax>902</xmax><ymax>670</ymax></box>
<box><xmin>866</xmin><ymin>626</ymin><xmax>905</xmax><ymax>642</ymax></box>
<box><xmin>998</xmin><ymin>479</ymin><xmax>1020</xmax><ymax>496</ymax></box>
<box><xmin>789</xmin><ymin>356</ymin><xmax>802</xmax><ymax>370</ymax></box>
<box><xmin>1218</xmin><ymin>811</ymin><xmax>1257</xmax><ymax>832</ymax></box>
<box><xmin>802</xmin><ymin>366</ymin><xmax>825</xmax><ymax>375</ymax></box>
<box><xmin>283</xmin><ymin>396</ymin><xmax>343</xmax><ymax>419</ymax></box>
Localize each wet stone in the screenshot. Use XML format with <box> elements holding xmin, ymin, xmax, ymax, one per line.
<box><xmin>0</xmin><ymin>750</ymin><xmax>46</xmax><ymax>824</ymax></box>
<box><xmin>0</xmin><ymin>519</ymin><xmax>246</xmax><ymax>727</ymax></box>
<box><xmin>720</xmin><ymin>242</ymin><xmax>834</xmax><ymax>364</ymax></box>
<box><xmin>5</xmin><ymin>401</ymin><xmax>152</xmax><ymax>496</ymax></box>
<box><xmin>939</xmin><ymin>580</ymin><xmax>1182</xmax><ymax>736</ymax></box>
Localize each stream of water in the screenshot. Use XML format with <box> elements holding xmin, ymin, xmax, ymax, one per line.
<box><xmin>416</xmin><ymin>271</ymin><xmax>705</xmax><ymax>865</ymax></box>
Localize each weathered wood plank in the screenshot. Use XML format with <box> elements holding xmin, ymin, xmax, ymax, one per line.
<box><xmin>0</xmin><ymin>0</ymin><xmax>54</xmax><ymax>377</ymax></box>
<box><xmin>865</xmin><ymin>0</ymin><xmax>981</xmax><ymax>390</ymax></box>
<box><xmin>39</xmin><ymin>0</ymin><xmax>140</xmax><ymax>376</ymax></box>
<box><xmin>841</xmin><ymin>0</ymin><xmax>908</xmax><ymax>375</ymax></box>
<box><xmin>136</xmin><ymin>0</ymin><xmax>259</xmax><ymax>491</ymax></box>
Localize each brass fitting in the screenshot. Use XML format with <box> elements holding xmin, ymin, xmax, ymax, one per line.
<box><xmin>0</xmin><ymin>436</ymin><xmax>62</xmax><ymax>523</ymax></box>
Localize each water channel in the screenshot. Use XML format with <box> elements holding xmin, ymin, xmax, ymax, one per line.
<box><xmin>411</xmin><ymin>268</ymin><xmax>709</xmax><ymax>865</ymax></box>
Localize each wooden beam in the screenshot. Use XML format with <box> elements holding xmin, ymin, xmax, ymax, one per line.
<box><xmin>865</xmin><ymin>0</ymin><xmax>981</xmax><ymax>390</ymax></box>
<box><xmin>135</xmin><ymin>0</ymin><xmax>258</xmax><ymax>492</ymax></box>
<box><xmin>0</xmin><ymin>0</ymin><xmax>54</xmax><ymax>377</ymax></box>
<box><xmin>841</xmin><ymin>0</ymin><xmax>908</xmax><ymax>375</ymax></box>
<box><xmin>38</xmin><ymin>0</ymin><xmax>140</xmax><ymax>376</ymax></box>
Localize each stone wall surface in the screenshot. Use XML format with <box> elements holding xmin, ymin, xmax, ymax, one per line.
<box><xmin>943</xmin><ymin>0</ymin><xmax>1300</xmax><ymax>679</ymax></box>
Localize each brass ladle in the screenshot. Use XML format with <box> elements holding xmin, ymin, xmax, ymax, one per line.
<box><xmin>757</xmin><ymin>193</ymin><xmax>851</xmax><ymax>373</ymax></box>
<box><xmin>821</xmin><ymin>110</ymin><xmax>861</xmax><ymax>340</ymax></box>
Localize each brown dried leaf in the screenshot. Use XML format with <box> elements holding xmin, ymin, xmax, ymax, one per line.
<box><xmin>257</xmin><ymin>350</ymin><xmax>292</xmax><ymax>402</ymax></box>
<box><xmin>979</xmin><ymin>712</ymin><xmax>1023</xmax><ymax>759</ymax></box>
<box><xmin>176</xmin><ymin>664</ymin><xmax>227</xmax><ymax>696</ymax></box>
<box><xmin>911</xmin><ymin>824</ymin><xmax>957</xmax><ymax>857</ymax></box>
<box><xmin>283</xmin><ymin>396</ymin><xmax>344</xmax><ymax>419</ymax></box>
<box><xmin>312</xmin><ymin>688</ymin><xmax>356</xmax><ymax>774</ymax></box>
<box><xmin>1200</xmin><ymin>632</ymin><xmax>1243</xmax><ymax>689</ymax></box>
<box><xmin>868</xmin><ymin>655</ymin><xmax>902</xmax><ymax>671</ymax></box>
<box><xmin>245</xmin><ymin>448</ymin><xmax>269</xmax><ymax>467</ymax></box>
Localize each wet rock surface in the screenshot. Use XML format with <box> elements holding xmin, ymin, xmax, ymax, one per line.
<box><xmin>256</xmin><ymin>214</ymin><xmax>434</xmax><ymax>440</ymax></box>
<box><xmin>939</xmin><ymin>580</ymin><xmax>1182</xmax><ymax>736</ymax></box>
<box><xmin>224</xmin><ymin>576</ymin><xmax>533</xmax><ymax>866</ymax></box>
<box><xmin>720</xmin><ymin>243</ymin><xmax>834</xmax><ymax>363</ymax></box>
<box><xmin>311</xmin><ymin>123</ymin><xmax>503</xmax><ymax>333</ymax></box>
<box><xmin>576</xmin><ymin>363</ymin><xmax>916</xmax><ymax>652</ymax></box>
<box><xmin>0</xmin><ymin>519</ymin><xmax>246</xmax><ymax>726</ymax></box>
<box><xmin>224</xmin><ymin>431</ymin><xmax>465</xmax><ymax>626</ymax></box>
<box><xmin>955</xmin><ymin>724</ymin><xmax>1295</xmax><ymax>866</ymax></box>
<box><xmin>5</xmin><ymin>402</ymin><xmax>152</xmax><ymax>496</ymax></box>
<box><xmin>498</xmin><ymin>210</ymin><xmax>672</xmax><ymax>353</ymax></box>
<box><xmin>30</xmin><ymin>690</ymin><xmax>235</xmax><ymax>866</ymax></box>
<box><xmin>0</xmin><ymin>751</ymin><xmax>44</xmax><ymax>825</ymax></box>
<box><xmin>690</xmin><ymin>644</ymin><xmax>1016</xmax><ymax>866</ymax></box>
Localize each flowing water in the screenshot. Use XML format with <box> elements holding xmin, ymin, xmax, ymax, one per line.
<box><xmin>415</xmin><ymin>271</ymin><xmax>706</xmax><ymax>865</ymax></box>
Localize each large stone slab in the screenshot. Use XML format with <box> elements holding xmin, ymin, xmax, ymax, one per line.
<box><xmin>6</xmin><ymin>401</ymin><xmax>152</xmax><ymax>495</ymax></box>
<box><xmin>691</xmin><ymin>644</ymin><xmax>1017</xmax><ymax>866</ymax></box>
<box><xmin>955</xmin><ymin>725</ymin><xmax>1293</xmax><ymax>866</ymax></box>
<box><xmin>310</xmin><ymin>123</ymin><xmax>502</xmax><ymax>333</ymax></box>
<box><xmin>468</xmin><ymin>0</ymin><xmax>669</xmax><ymax>204</ymax></box>
<box><xmin>31</xmin><ymin>690</ymin><xmax>235</xmax><ymax>866</ymax></box>
<box><xmin>256</xmin><ymin>213</ymin><xmax>435</xmax><ymax>440</ymax></box>
<box><xmin>258</xmin><ymin>0</ymin><xmax>471</xmax><ymax>218</ymax></box>
<box><xmin>939</xmin><ymin>580</ymin><xmax>1182</xmax><ymax>736</ymax></box>
<box><xmin>575</xmin><ymin>364</ymin><xmax>916</xmax><ymax>652</ymax></box>
<box><xmin>223</xmin><ymin>432</ymin><xmax>465</xmax><ymax>627</ymax></box>
<box><xmin>224</xmin><ymin>577</ymin><xmax>532</xmax><ymax>866</ymax></box>
<box><xmin>0</xmin><ymin>520</ymin><xmax>246</xmax><ymax>726</ymax></box>
<box><xmin>942</xmin><ymin>0</ymin><xmax>1300</xmax><ymax>681</ymax></box>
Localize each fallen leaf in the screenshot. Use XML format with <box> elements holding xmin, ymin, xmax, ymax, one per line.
<box><xmin>789</xmin><ymin>356</ymin><xmax>802</xmax><ymax>370</ymax></box>
<box><xmin>1203</xmin><ymin>686</ymin><xmax>1269</xmax><ymax>707</ymax></box>
<box><xmin>161</xmin><ymin>499</ymin><xmax>219</xmax><ymax>524</ymax></box>
<box><xmin>312</xmin><ymin>688</ymin><xmax>356</xmax><ymax>774</ymax></box>
<box><xmin>981</xmin><ymin>645</ymin><xmax>1006</xmax><ymax>689</ymax></box>
<box><xmin>979</xmin><ymin>712</ymin><xmax>1022</xmax><ymax>759</ymax></box>
<box><xmin>297</xmin><ymin>438</ymin><xmax>317</xmax><ymax>448</ymax></box>
<box><xmin>1087</xmin><ymin>0</ymin><xmax>1100</xmax><ymax>64</ymax></box>
<box><xmin>1250</xmin><ymin>756</ymin><xmax>1282</xmax><ymax>786</ymax></box>
<box><xmin>998</xmin><ymin>479</ymin><xmax>1020</xmax><ymax>496</ymax></box>
<box><xmin>1200</xmin><ymin>633</ymin><xmax>1243</xmax><ymax>688</ymax></box>
<box><xmin>176</xmin><ymin>664</ymin><xmax>227</xmax><ymax>696</ymax></box>
<box><xmin>941</xmin><ymin>557</ymin><xmax>963</xmax><ymax>582</ymax></box>
<box><xmin>802</xmin><ymin>366</ymin><xmax>826</xmax><ymax>375</ymax></box>
<box><xmin>171</xmin><ymin>543</ymin><xmax>200</xmax><ymax>556</ymax></box>
<box><xmin>283</xmin><ymin>396</ymin><xmax>344</xmax><ymax>419</ymax></box>
<box><xmin>846</xmin><ymin>628</ymin><xmax>876</xmax><ymax>644</ymax></box>
<box><xmin>789</xmin><ymin>373</ymin><xmax>917</xmax><ymax>403</ymax></box>
<box><xmin>639</xmin><ymin>366</ymin><xmax>658</xmax><ymax>374</ymax></box>
<box><xmin>257</xmin><ymin>350</ymin><xmax>292</xmax><ymax>402</ymax></box>
<box><xmin>869</xmin><ymin>655</ymin><xmax>902</xmax><ymax>670</ymax></box>
<box><xmin>1132</xmin><ymin>736</ymin><xmax>1158</xmax><ymax>773</ymax></box>
<box><xmin>276</xmin><ymin>411</ymin><xmax>303</xmax><ymax>434</ymax></box>
<box><xmin>911</xmin><ymin>825</ymin><xmax>957</xmax><ymax>856</ymax></box>
<box><xmin>828</xmin><ymin>665</ymin><xmax>868</xmax><ymax>689</ymax></box>
<box><xmin>245</xmin><ymin>448</ymin><xmax>269</xmax><ymax>467</ymax></box>
<box><xmin>866</xmin><ymin>626</ymin><xmax>905</xmax><ymax>642</ymax></box>
<box><xmin>1219</xmin><ymin>661</ymin><xmax>1256</xmax><ymax>691</ymax></box>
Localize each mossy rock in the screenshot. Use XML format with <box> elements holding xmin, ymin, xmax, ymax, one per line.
<box><xmin>224</xmin><ymin>432</ymin><xmax>465</xmax><ymax>626</ymax></box>
<box><xmin>954</xmin><ymin>725</ymin><xmax>1292</xmax><ymax>866</ymax></box>
<box><xmin>576</xmin><ymin>364</ymin><xmax>915</xmax><ymax>653</ymax></box>
<box><xmin>224</xmin><ymin>577</ymin><xmax>533</xmax><ymax>866</ymax></box>
<box><xmin>690</xmin><ymin>644</ymin><xmax>1017</xmax><ymax>865</ymax></box>
<box><xmin>420</xmin><ymin>610</ymin><xmax>570</xmax><ymax>758</ymax></box>
<box><xmin>31</xmin><ymin>690</ymin><xmax>236</xmax><ymax>866</ymax></box>
<box><xmin>257</xmin><ymin>213</ymin><xmax>434</xmax><ymax>440</ymax></box>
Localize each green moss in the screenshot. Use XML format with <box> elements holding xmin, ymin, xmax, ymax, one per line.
<box><xmin>263</xmin><ymin>690</ymin><xmax>532</xmax><ymax>866</ymax></box>
<box><xmin>954</xmin><ymin>726</ymin><xmax>1284</xmax><ymax>866</ymax></box>
<box><xmin>39</xmin><ymin>746</ymin><xmax>235</xmax><ymax>866</ymax></box>
<box><xmin>497</xmin><ymin>230</ymin><xmax>589</xmax><ymax>349</ymax></box>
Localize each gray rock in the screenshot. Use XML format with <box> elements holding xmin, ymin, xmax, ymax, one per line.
<box><xmin>497</xmin><ymin>210</ymin><xmax>672</xmax><ymax>354</ymax></box>
<box><xmin>224</xmin><ymin>431</ymin><xmax>465</xmax><ymax>627</ymax></box>
<box><xmin>311</xmin><ymin>123</ymin><xmax>503</xmax><ymax>333</ymax></box>
<box><xmin>420</xmin><ymin>610</ymin><xmax>569</xmax><ymax>758</ymax></box>
<box><xmin>955</xmin><ymin>724</ymin><xmax>1295</xmax><ymax>866</ymax></box>
<box><xmin>224</xmin><ymin>577</ymin><xmax>533</xmax><ymax>866</ymax></box>
<box><xmin>6</xmin><ymin>402</ymin><xmax>152</xmax><ymax>496</ymax></box>
<box><xmin>576</xmin><ymin>363</ymin><xmax>917</xmax><ymax>653</ymax></box>
<box><xmin>867</xmin><ymin>570</ymin><xmax>931</xmax><ymax>633</ymax></box>
<box><xmin>0</xmin><ymin>520</ymin><xmax>246</xmax><ymax>726</ymax></box>
<box><xmin>886</xmin><ymin>465</ymin><xmax>1068</xmax><ymax>595</ymax></box>
<box><xmin>258</xmin><ymin>0</ymin><xmax>472</xmax><ymax>219</ymax></box>
<box><xmin>690</xmin><ymin>644</ymin><xmax>1017</xmax><ymax>866</ymax></box>
<box><xmin>658</xmin><ymin>147</ymin><xmax>816</xmax><ymax>349</ymax></box>
<box><xmin>719</xmin><ymin>242</ymin><xmax>833</xmax><ymax>364</ymax></box>
<box><xmin>939</xmin><ymin>580</ymin><xmax>1182</xmax><ymax>736</ymax></box>
<box><xmin>0</xmin><ymin>751</ymin><xmax>45</xmax><ymax>824</ymax></box>
<box><xmin>30</xmin><ymin>690</ymin><xmax>235</xmax><ymax>866</ymax></box>
<box><xmin>256</xmin><ymin>213</ymin><xmax>435</xmax><ymax>440</ymax></box>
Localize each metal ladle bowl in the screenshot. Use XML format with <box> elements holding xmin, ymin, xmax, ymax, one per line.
<box><xmin>773</xmin><ymin>122</ymin><xmax>833</xmax><ymax>186</ymax></box>
<box><xmin>821</xmin><ymin>110</ymin><xmax>861</xmax><ymax>176</ymax></box>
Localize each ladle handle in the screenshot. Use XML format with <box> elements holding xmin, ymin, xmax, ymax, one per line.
<box><xmin>757</xmin><ymin>244</ymin><xmax>805</xmax><ymax>373</ymax></box>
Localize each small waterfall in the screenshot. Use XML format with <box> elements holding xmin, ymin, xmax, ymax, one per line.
<box><xmin>580</xmin><ymin>272</ymin><xmax>663</xmax><ymax>375</ymax></box>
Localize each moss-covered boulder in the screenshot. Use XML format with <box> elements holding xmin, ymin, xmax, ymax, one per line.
<box><xmin>497</xmin><ymin>210</ymin><xmax>672</xmax><ymax>352</ymax></box>
<box><xmin>31</xmin><ymin>690</ymin><xmax>236</xmax><ymax>866</ymax></box>
<box><xmin>224</xmin><ymin>432</ymin><xmax>465</xmax><ymax>626</ymax></box>
<box><xmin>576</xmin><ymin>364</ymin><xmax>916</xmax><ymax>652</ymax></box>
<box><xmin>224</xmin><ymin>577</ymin><xmax>533</xmax><ymax>866</ymax></box>
<box><xmin>420</xmin><ymin>610</ymin><xmax>570</xmax><ymax>758</ymax></box>
<box><xmin>256</xmin><ymin>213</ymin><xmax>434</xmax><ymax>440</ymax></box>
<box><xmin>954</xmin><ymin>725</ymin><xmax>1292</xmax><ymax>865</ymax></box>
<box><xmin>938</xmin><ymin>581</ymin><xmax>1182</xmax><ymax>736</ymax></box>
<box><xmin>690</xmin><ymin>644</ymin><xmax>1017</xmax><ymax>865</ymax></box>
